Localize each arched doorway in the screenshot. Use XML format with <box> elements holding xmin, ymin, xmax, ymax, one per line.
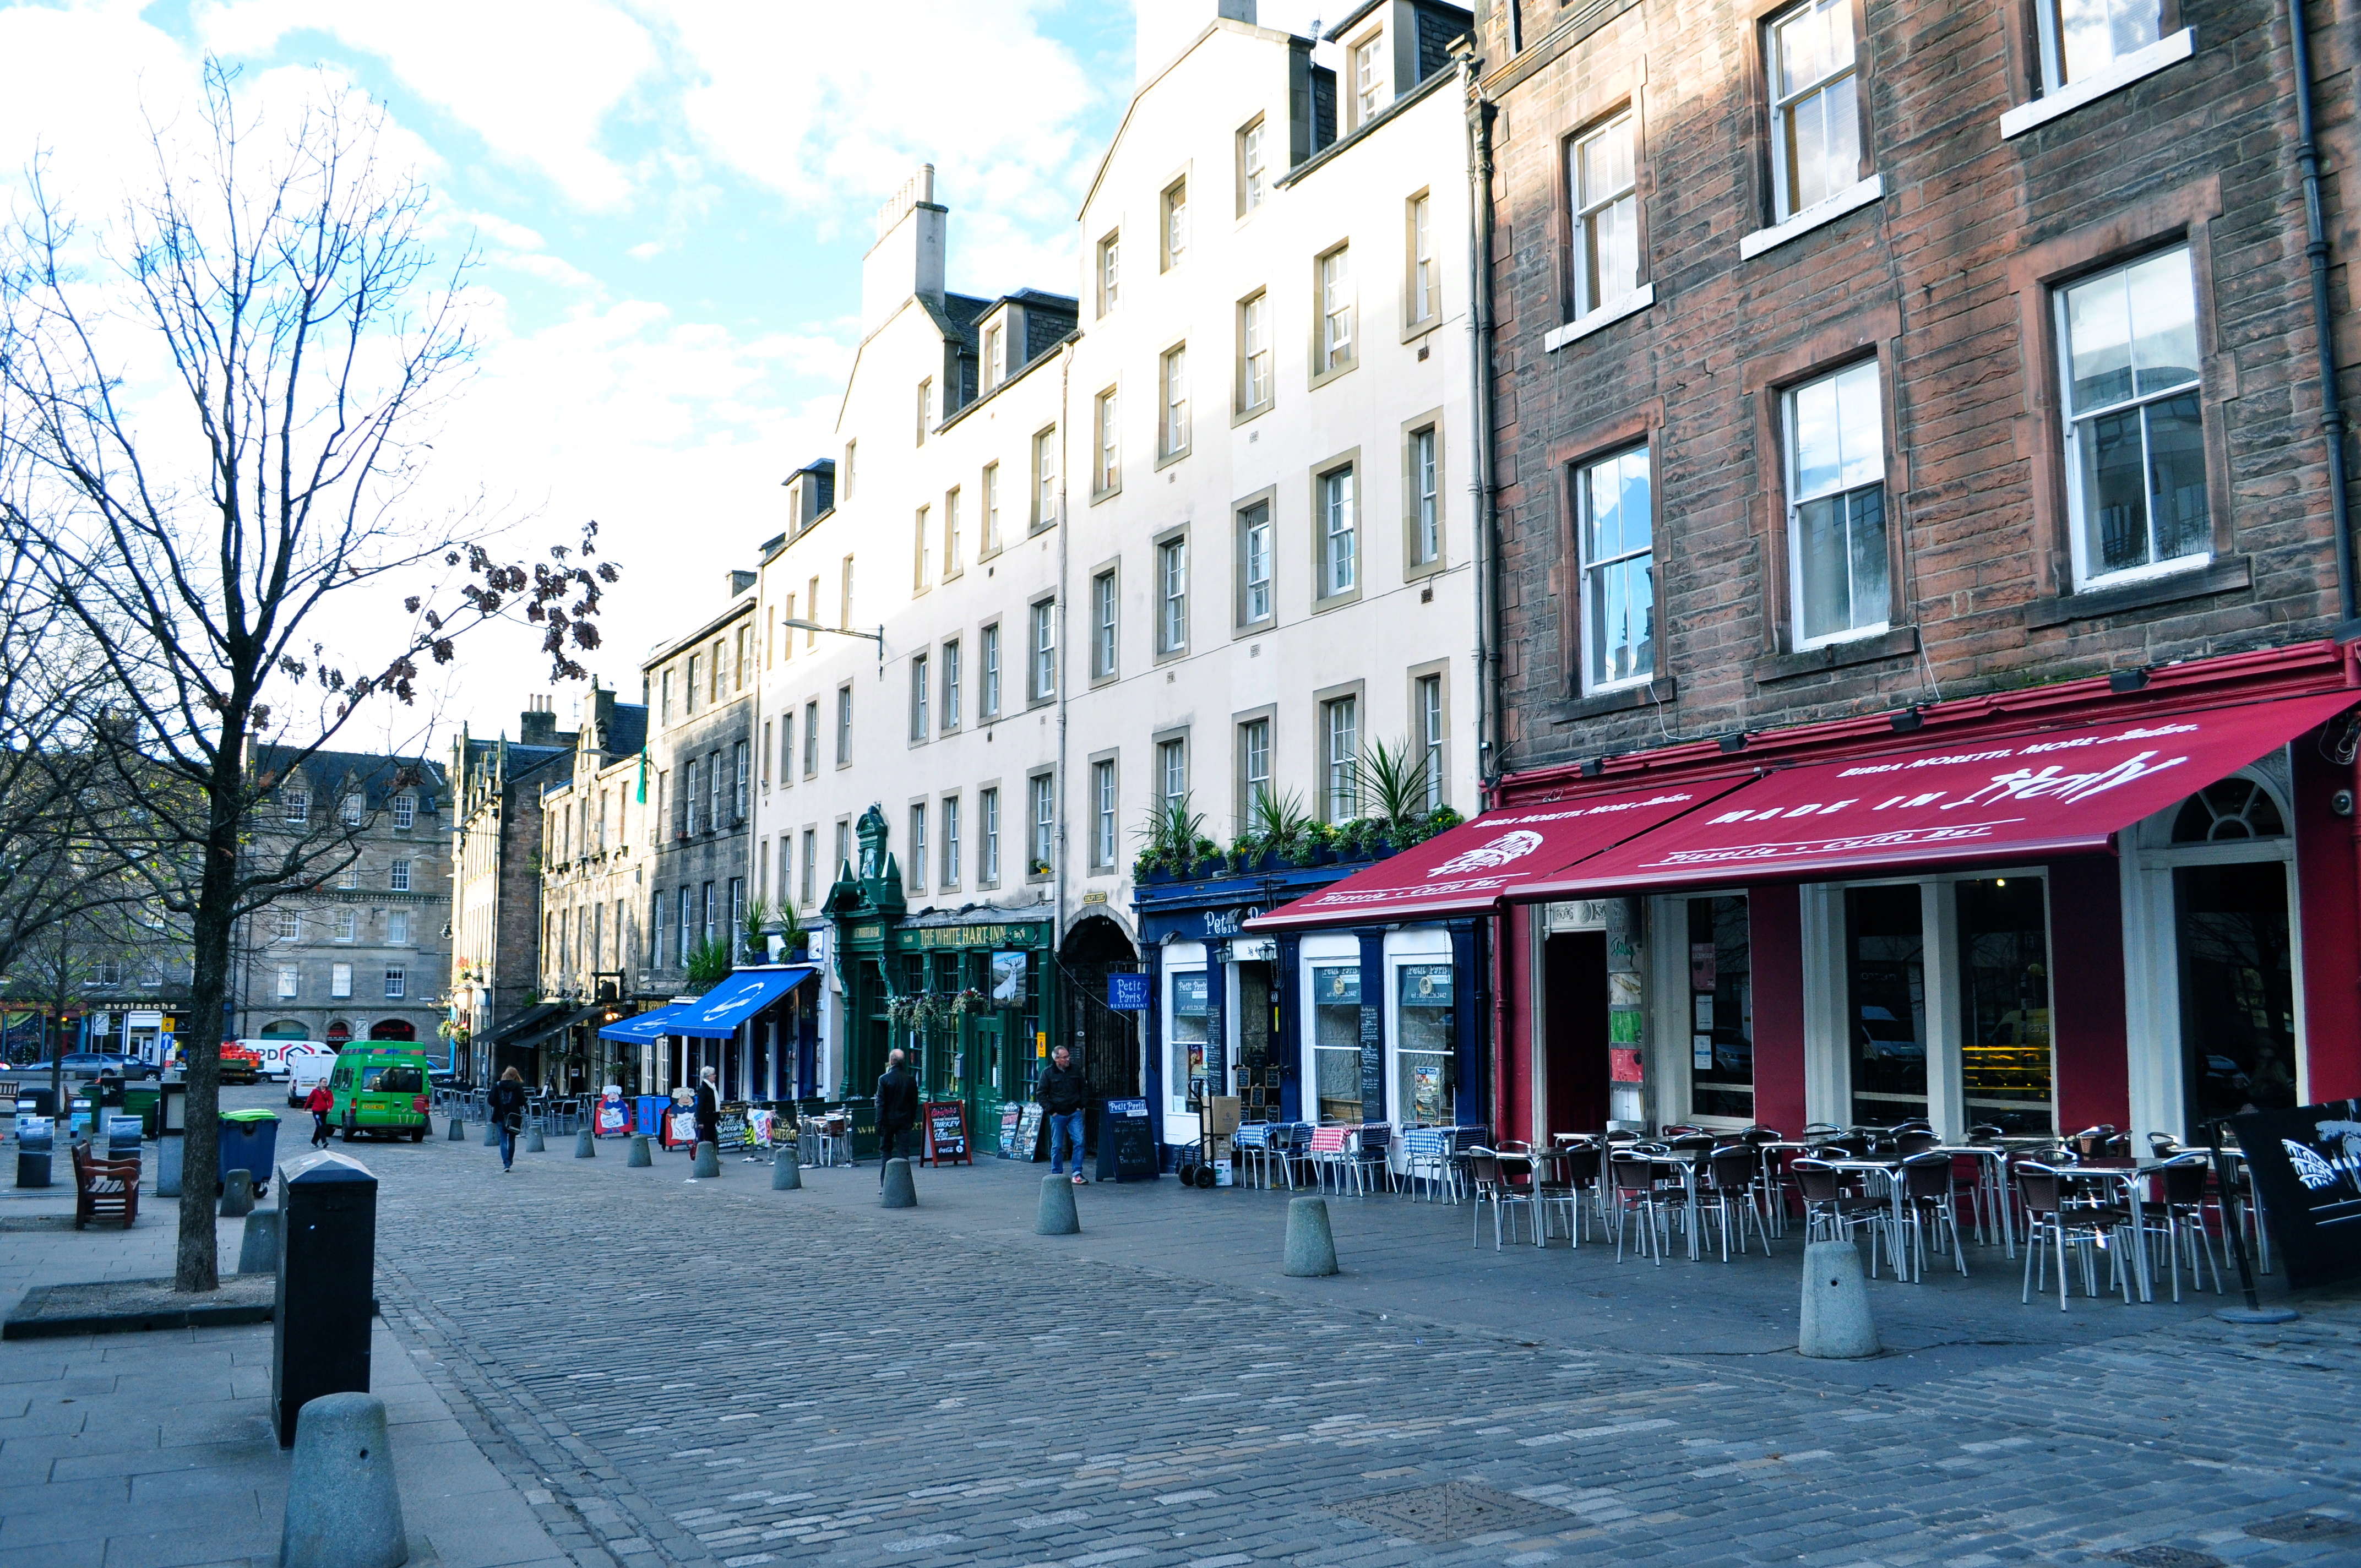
<box><xmin>325</xmin><ymin>1020</ymin><xmax>352</xmax><ymax>1044</ymax></box>
<box><xmin>262</xmin><ymin>1020</ymin><xmax>308</xmax><ymax>1039</ymax></box>
<box><xmin>369</xmin><ymin>1019</ymin><xmax>416</xmax><ymax>1042</ymax></box>
<box><xmin>1059</xmin><ymin>914</ymin><xmax>1141</xmax><ymax>1111</ymax></box>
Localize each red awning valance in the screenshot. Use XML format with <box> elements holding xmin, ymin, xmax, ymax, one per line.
<box><xmin>1524</xmin><ymin>691</ymin><xmax>2357</xmax><ymax>897</ymax></box>
<box><xmin>1247</xmin><ymin>783</ymin><xmax>1741</xmax><ymax>931</ymax></box>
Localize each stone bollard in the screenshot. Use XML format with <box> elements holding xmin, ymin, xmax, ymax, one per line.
<box><xmin>446</xmin><ymin>1116</ymin><xmax>466</xmax><ymax>1141</ymax></box>
<box><xmin>237</xmin><ymin>1206</ymin><xmax>280</xmax><ymax>1275</ymax></box>
<box><xmin>772</xmin><ymin>1147</ymin><xmax>802</xmax><ymax>1190</ymax></box>
<box><xmin>627</xmin><ymin>1135</ymin><xmax>652</xmax><ymax>1168</ymax></box>
<box><xmin>692</xmin><ymin>1141</ymin><xmax>721</xmax><ymax>1179</ymax></box>
<box><xmin>880</xmin><ymin>1157</ymin><xmax>917</xmax><ymax>1208</ymax></box>
<box><xmin>575</xmin><ymin>1129</ymin><xmax>596</xmax><ymax>1158</ymax></box>
<box><xmin>524</xmin><ymin>1126</ymin><xmax>546</xmax><ymax>1155</ymax></box>
<box><xmin>1282</xmin><ymin>1195</ymin><xmax>1339</xmax><ymax>1277</ymax></box>
<box><xmin>278</xmin><ymin>1392</ymin><xmax>406</xmax><ymax>1568</ymax></box>
<box><xmin>220</xmin><ymin>1168</ymin><xmax>256</xmax><ymax>1219</ymax></box>
<box><xmin>1799</xmin><ymin>1240</ymin><xmax>1881</xmax><ymax>1359</ymax></box>
<box><xmin>1036</xmin><ymin>1174</ymin><xmax>1080</xmax><ymax>1235</ymax></box>
<box><xmin>482</xmin><ymin>1119</ymin><xmax>500</xmax><ymax>1147</ymax></box>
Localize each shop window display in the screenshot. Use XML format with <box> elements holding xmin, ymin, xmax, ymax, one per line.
<box><xmin>1312</xmin><ymin>963</ymin><xmax>1363</xmax><ymax>1124</ymax></box>
<box><xmin>1845</xmin><ymin>884</ymin><xmax>1927</xmax><ymax>1126</ymax></box>
<box><xmin>1685</xmin><ymin>896</ymin><xmax>1753</xmax><ymax>1120</ymax></box>
<box><xmin>1395</xmin><ymin>965</ymin><xmax>1455</xmax><ymax>1127</ymax></box>
<box><xmin>1956</xmin><ymin>877</ymin><xmax>2055</xmax><ymax>1136</ymax></box>
<box><xmin>1170</xmin><ymin>971</ymin><xmax>1210</xmax><ymax>1113</ymax></box>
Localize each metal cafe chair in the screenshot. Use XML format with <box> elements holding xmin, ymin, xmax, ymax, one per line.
<box><xmin>2017</xmin><ymin>1161</ymin><xmax>2134</xmax><ymax>1310</ymax></box>
<box><xmin>1465</xmin><ymin>1148</ymin><xmax>1536</xmax><ymax>1249</ymax></box>
<box><xmin>1700</xmin><ymin>1145</ymin><xmax>1769</xmax><ymax>1261</ymax></box>
<box><xmin>1898</xmin><ymin>1151</ymin><xmax>1970</xmax><ymax>1279</ymax></box>
<box><xmin>1793</xmin><ymin>1158</ymin><xmax>1891</xmax><ymax>1276</ymax></box>
<box><xmin>2140</xmin><ymin>1153</ymin><xmax>2223</xmax><ymax>1301</ymax></box>
<box><xmin>1530</xmin><ymin>1147</ymin><xmax>1583</xmax><ymax>1246</ymax></box>
<box><xmin>1607</xmin><ymin>1150</ymin><xmax>1673</xmax><ymax>1265</ymax></box>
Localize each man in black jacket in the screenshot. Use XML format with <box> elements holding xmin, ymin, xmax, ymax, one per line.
<box><xmin>875</xmin><ymin>1048</ymin><xmax>919</xmax><ymax>1182</ymax></box>
<box><xmin>1038</xmin><ymin>1044</ymin><xmax>1089</xmax><ymax>1184</ymax></box>
<box><xmin>487</xmin><ymin>1066</ymin><xmax>529</xmax><ymax>1173</ymax></box>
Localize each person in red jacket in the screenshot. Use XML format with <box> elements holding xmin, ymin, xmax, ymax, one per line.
<box><xmin>304</xmin><ymin>1080</ymin><xmax>334</xmax><ymax>1148</ymax></box>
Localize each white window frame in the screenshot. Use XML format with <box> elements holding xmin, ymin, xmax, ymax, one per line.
<box><xmin>390</xmin><ymin>792</ymin><xmax>416</xmax><ymax>830</ymax></box>
<box><xmin>1029</xmin><ymin>599</ymin><xmax>1057</xmax><ymax>702</ymax></box>
<box><xmin>1029</xmin><ymin>774</ymin><xmax>1055</xmax><ymax>875</ymax></box>
<box><xmin>1156</xmin><ymin>537</ymin><xmax>1188</xmax><ymax>656</ymax></box>
<box><xmin>1318</xmin><ymin>246</ymin><xmax>1354</xmax><ymax>374</ymax></box>
<box><xmin>1163</xmin><ymin>178</ymin><xmax>1189</xmax><ymax>270</ymax></box>
<box><xmin>941</xmin><ymin>795</ymin><xmax>962</xmax><ymax>889</ymax></box>
<box><xmin>1091</xmin><ymin>570</ymin><xmax>1118</xmax><ymax>680</ymax></box>
<box><xmin>941</xmin><ymin>638</ymin><xmax>962</xmax><ymax>732</ymax></box>
<box><xmin>1319</xmin><ymin>466</ymin><xmax>1358</xmax><ymax>600</ymax></box>
<box><xmin>279</xmin><ymin>965</ymin><xmax>302</xmax><ymax>999</ymax></box>
<box><xmin>2057</xmin><ymin>245</ymin><xmax>2211</xmax><ymax>590</ymax></box>
<box><xmin>1783</xmin><ymin>358</ymin><xmax>1891</xmax><ymax>650</ymax></box>
<box><xmin>979</xmin><ymin>787</ymin><xmax>1001</xmax><ymax>885</ymax></box>
<box><xmin>1239</xmin><ymin>502</ymin><xmax>1274</xmax><ymax>626</ymax></box>
<box><xmin>910</xmin><ymin>652</ymin><xmax>931</xmax><ymax>742</ymax></box>
<box><xmin>1094</xmin><ymin>389</ymin><xmax>1120</xmax><ymax>495</ymax></box>
<box><xmin>1091</xmin><ymin>758</ymin><xmax>1118</xmax><ymax>870</ymax></box>
<box><xmin>1098</xmin><ymin>231</ymin><xmax>1120</xmax><ymax>315</ymax></box>
<box><xmin>1161</xmin><ymin>344</ymin><xmax>1189</xmax><ymax>459</ymax></box>
<box><xmin>389</xmin><ymin>858</ymin><xmax>412</xmax><ymax>893</ymax></box>
<box><xmin>1238</xmin><ymin>118</ymin><xmax>1266</xmax><ymax>214</ymax></box>
<box><xmin>1321</xmin><ymin>695</ymin><xmax>1359</xmax><ymax>823</ymax></box>
<box><xmin>1577</xmin><ymin>444</ymin><xmax>1657</xmax><ymax>691</ymax></box>
<box><xmin>908</xmin><ymin>803</ymin><xmax>928</xmax><ymax>893</ymax></box>
<box><xmin>1352</xmin><ymin>32</ymin><xmax>1384</xmax><ymax>128</ymax></box>
<box><xmin>1411</xmin><ymin>426</ymin><xmax>1441</xmax><ymax>567</ymax></box>
<box><xmin>1417</xmin><ymin>673</ymin><xmax>1445</xmax><ymax>812</ymax></box>
<box><xmin>1766</xmin><ymin>0</ymin><xmax>1865</xmax><ymax>222</ymax></box>
<box><xmin>1408</xmin><ymin>193</ymin><xmax>1437</xmax><ymax>326</ymax></box>
<box><xmin>1570</xmin><ymin>111</ymin><xmax>1640</xmax><ymax>319</ymax></box>
<box><xmin>384</xmin><ymin>967</ymin><xmax>406</xmax><ymax>1000</ymax></box>
<box><xmin>1239</xmin><ymin>291</ymin><xmax>1272</xmax><ymax>413</ymax></box>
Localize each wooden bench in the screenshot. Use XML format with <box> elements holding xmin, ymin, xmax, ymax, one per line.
<box><xmin>70</xmin><ymin>1143</ymin><xmax>140</xmax><ymax>1230</ymax></box>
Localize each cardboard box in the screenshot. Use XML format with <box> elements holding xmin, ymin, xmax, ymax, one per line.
<box><xmin>1203</xmin><ymin>1095</ymin><xmax>1242</xmax><ymax>1137</ymax></box>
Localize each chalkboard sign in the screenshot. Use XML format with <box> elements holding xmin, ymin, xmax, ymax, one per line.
<box><xmin>922</xmin><ymin>1099</ymin><xmax>971</xmax><ymax>1166</ymax></box>
<box><xmin>1096</xmin><ymin>1098</ymin><xmax>1157</xmax><ymax>1183</ymax></box>
<box><xmin>1358</xmin><ymin>1003</ymin><xmax>1385</xmax><ymax>1123</ymax></box>
<box><xmin>1002</xmin><ymin>1102</ymin><xmax>1044</xmax><ymax>1161</ymax></box>
<box><xmin>2229</xmin><ymin>1099</ymin><xmax>2361</xmax><ymax>1289</ymax></box>
<box><xmin>998</xmin><ymin>1102</ymin><xmax>1023</xmax><ymax>1154</ymax></box>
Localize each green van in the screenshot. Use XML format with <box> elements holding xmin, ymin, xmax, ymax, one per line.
<box><xmin>328</xmin><ymin>1044</ymin><xmax>434</xmax><ymax>1141</ymax></box>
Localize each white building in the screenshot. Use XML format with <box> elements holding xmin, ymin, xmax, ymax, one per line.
<box><xmin>747</xmin><ymin>0</ymin><xmax>1481</xmax><ymax>1155</ymax></box>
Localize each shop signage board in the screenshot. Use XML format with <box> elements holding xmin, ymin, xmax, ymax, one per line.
<box><xmin>1541</xmin><ymin>693</ymin><xmax>2361</xmax><ymax>894</ymax></box>
<box><xmin>1249</xmin><ymin>785</ymin><xmax>1733</xmax><ymax>930</ymax></box>
<box><xmin>992</xmin><ymin>952</ymin><xmax>1028</xmax><ymax>1005</ymax></box>
<box><xmin>2229</xmin><ymin>1100</ymin><xmax>2361</xmax><ymax>1289</ymax></box>
<box><xmin>1002</xmin><ymin>1101</ymin><xmax>1043</xmax><ymax>1161</ymax></box>
<box><xmin>922</xmin><ymin>1099</ymin><xmax>971</xmax><ymax>1166</ymax></box>
<box><xmin>1107</xmin><ymin>973</ymin><xmax>1151</xmax><ymax>1011</ymax></box>
<box><xmin>904</xmin><ymin>922</ymin><xmax>1047</xmax><ymax>951</ymax></box>
<box><xmin>1358</xmin><ymin>1002</ymin><xmax>1385</xmax><ymax>1123</ymax></box>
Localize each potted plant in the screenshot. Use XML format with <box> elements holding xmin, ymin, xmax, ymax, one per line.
<box><xmin>682</xmin><ymin>936</ymin><xmax>733</xmax><ymax>993</ymax></box>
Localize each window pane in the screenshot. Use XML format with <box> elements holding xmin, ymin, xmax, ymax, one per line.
<box><xmin>2127</xmin><ymin>248</ymin><xmax>2200</xmax><ymax>396</ymax></box>
<box><xmin>1846</xmin><ymin>487</ymin><xmax>1891</xmax><ymax>627</ymax></box>
<box><xmin>1846</xmin><ymin>884</ymin><xmax>1927</xmax><ymax>1127</ymax></box>
<box><xmin>2145</xmin><ymin>390</ymin><xmax>2210</xmax><ymax>562</ymax></box>
<box><xmin>1688</xmin><ymin>896</ymin><xmax>1754</xmax><ymax>1119</ymax></box>
<box><xmin>2076</xmin><ymin>405</ymin><xmax>2152</xmax><ymax>573</ymax></box>
<box><xmin>1796</xmin><ymin>494</ymin><xmax>1851</xmax><ymax>643</ymax></box>
<box><xmin>2065</xmin><ymin>268</ymin><xmax>2135</xmax><ymax>411</ymax></box>
<box><xmin>1956</xmin><ymin>877</ymin><xmax>2055</xmax><ymax>1136</ymax></box>
<box><xmin>1311</xmin><ymin>965</ymin><xmax>1363</xmax><ymax>1124</ymax></box>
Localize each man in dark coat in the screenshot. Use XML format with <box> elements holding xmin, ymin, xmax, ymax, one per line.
<box><xmin>693</xmin><ymin>1066</ymin><xmax>720</xmax><ymax>1151</ymax></box>
<box><xmin>875</xmin><ymin>1048</ymin><xmax>919</xmax><ymax>1182</ymax></box>
<box><xmin>1038</xmin><ymin>1044</ymin><xmax>1090</xmax><ymax>1184</ymax></box>
<box><xmin>487</xmin><ymin>1066</ymin><xmax>529</xmax><ymax>1173</ymax></box>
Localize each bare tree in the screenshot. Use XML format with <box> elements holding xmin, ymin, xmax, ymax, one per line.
<box><xmin>0</xmin><ymin>65</ymin><xmax>617</xmax><ymax>1291</ymax></box>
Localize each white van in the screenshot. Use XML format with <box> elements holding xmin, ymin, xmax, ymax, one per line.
<box><xmin>284</xmin><ymin>1052</ymin><xmax>335</xmax><ymax>1107</ymax></box>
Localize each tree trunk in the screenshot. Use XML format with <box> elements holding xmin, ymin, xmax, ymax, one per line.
<box><xmin>172</xmin><ymin>733</ymin><xmax>247</xmax><ymax>1294</ymax></box>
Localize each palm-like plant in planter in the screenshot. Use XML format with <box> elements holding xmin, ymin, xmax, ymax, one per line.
<box><xmin>682</xmin><ymin>936</ymin><xmax>733</xmax><ymax>992</ymax></box>
<box><xmin>1133</xmin><ymin>794</ymin><xmax>1217</xmax><ymax>879</ymax></box>
<box><xmin>741</xmin><ymin>894</ymin><xmax>806</xmax><ymax>963</ymax></box>
<box><xmin>1358</xmin><ymin>737</ymin><xmax>1435</xmax><ymax>841</ymax></box>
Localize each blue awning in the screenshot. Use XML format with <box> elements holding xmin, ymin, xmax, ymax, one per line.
<box><xmin>662</xmin><ymin>967</ymin><xmax>819</xmax><ymax>1039</ymax></box>
<box><xmin>597</xmin><ymin>1004</ymin><xmax>690</xmax><ymax>1044</ymax></box>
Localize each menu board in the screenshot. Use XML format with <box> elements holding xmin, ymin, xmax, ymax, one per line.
<box><xmin>1002</xmin><ymin>1101</ymin><xmax>1043</xmax><ymax>1161</ymax></box>
<box><xmin>923</xmin><ymin>1099</ymin><xmax>971</xmax><ymax>1166</ymax></box>
<box><xmin>2231</xmin><ymin>1099</ymin><xmax>2361</xmax><ymax>1288</ymax></box>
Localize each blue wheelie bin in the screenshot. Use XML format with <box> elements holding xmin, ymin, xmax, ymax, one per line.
<box><xmin>217</xmin><ymin>1108</ymin><xmax>282</xmax><ymax>1199</ymax></box>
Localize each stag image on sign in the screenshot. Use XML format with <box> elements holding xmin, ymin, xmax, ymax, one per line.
<box><xmin>1427</xmin><ymin>830</ymin><xmax>1543</xmax><ymax>879</ymax></box>
<box><xmin>2231</xmin><ymin>1099</ymin><xmax>2361</xmax><ymax>1289</ymax></box>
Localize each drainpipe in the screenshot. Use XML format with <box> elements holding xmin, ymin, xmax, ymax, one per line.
<box><xmin>2286</xmin><ymin>0</ymin><xmax>2357</xmax><ymax>624</ymax></box>
<box><xmin>1460</xmin><ymin>42</ymin><xmax>1510</xmax><ymax>1140</ymax></box>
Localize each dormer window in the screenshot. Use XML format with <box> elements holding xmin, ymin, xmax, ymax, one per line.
<box><xmin>1097</xmin><ymin>231</ymin><xmax>1120</xmax><ymax>315</ymax></box>
<box><xmin>982</xmin><ymin>323</ymin><xmax>1003</xmax><ymax>392</ymax></box>
<box><xmin>1352</xmin><ymin>33</ymin><xmax>1384</xmax><ymax>129</ymax></box>
<box><xmin>916</xmin><ymin>378</ymin><xmax>934</xmax><ymax>444</ymax></box>
<box><xmin>1238</xmin><ymin>117</ymin><xmax>1267</xmax><ymax>214</ymax></box>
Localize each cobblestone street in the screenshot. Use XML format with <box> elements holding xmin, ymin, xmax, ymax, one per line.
<box><xmin>356</xmin><ymin>1125</ymin><xmax>2361</xmax><ymax>1568</ymax></box>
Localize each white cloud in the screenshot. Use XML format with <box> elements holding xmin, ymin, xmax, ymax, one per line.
<box><xmin>194</xmin><ymin>0</ymin><xmax>659</xmax><ymax>208</ymax></box>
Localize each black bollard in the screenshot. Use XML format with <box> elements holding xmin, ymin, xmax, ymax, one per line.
<box><xmin>272</xmin><ymin>1150</ymin><xmax>378</xmax><ymax>1448</ymax></box>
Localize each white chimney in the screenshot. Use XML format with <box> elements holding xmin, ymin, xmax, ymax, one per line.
<box><xmin>1135</xmin><ymin>0</ymin><xmax>1256</xmax><ymax>83</ymax></box>
<box><xmin>859</xmin><ymin>164</ymin><xmax>946</xmax><ymax>338</ymax></box>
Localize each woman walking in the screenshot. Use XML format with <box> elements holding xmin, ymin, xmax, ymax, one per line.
<box><xmin>305</xmin><ymin>1079</ymin><xmax>334</xmax><ymax>1148</ymax></box>
<box><xmin>488</xmin><ymin>1066</ymin><xmax>529</xmax><ymax>1173</ymax></box>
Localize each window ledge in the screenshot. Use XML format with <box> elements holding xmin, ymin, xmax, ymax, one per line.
<box><xmin>1738</xmin><ymin>176</ymin><xmax>1885</xmax><ymax>261</ymax></box>
<box><xmin>1544</xmin><ymin>284</ymin><xmax>1656</xmax><ymax>352</ymax></box>
<box><xmin>2022</xmin><ymin>553</ymin><xmax>2248</xmax><ymax>627</ymax></box>
<box><xmin>1552</xmin><ymin>677</ymin><xmax>1677</xmax><ymax>726</ymax></box>
<box><xmin>2000</xmin><ymin>29</ymin><xmax>2195</xmax><ymax>140</ymax></box>
<box><xmin>1753</xmin><ymin>624</ymin><xmax>1918</xmax><ymax>684</ymax></box>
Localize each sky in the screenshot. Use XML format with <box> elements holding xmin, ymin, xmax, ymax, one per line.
<box><xmin>0</xmin><ymin>0</ymin><xmax>1281</xmax><ymax>750</ymax></box>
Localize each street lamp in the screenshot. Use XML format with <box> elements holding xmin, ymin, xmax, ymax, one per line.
<box><xmin>779</xmin><ymin>618</ymin><xmax>885</xmax><ymax>667</ymax></box>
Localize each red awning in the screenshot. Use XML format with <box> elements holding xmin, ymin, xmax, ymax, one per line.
<box><xmin>1247</xmin><ymin>783</ymin><xmax>1742</xmax><ymax>931</ymax></box>
<box><xmin>1527</xmin><ymin>690</ymin><xmax>2358</xmax><ymax>897</ymax></box>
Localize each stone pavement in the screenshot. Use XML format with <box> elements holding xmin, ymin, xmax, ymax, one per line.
<box><xmin>352</xmin><ymin>1122</ymin><xmax>2359</xmax><ymax>1568</ymax></box>
<box><xmin>0</xmin><ymin>1091</ymin><xmax>578</xmax><ymax>1568</ymax></box>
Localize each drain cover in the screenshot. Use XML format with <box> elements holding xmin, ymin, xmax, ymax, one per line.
<box><xmin>2246</xmin><ymin>1512</ymin><xmax>2361</xmax><ymax>1542</ymax></box>
<box><xmin>2109</xmin><ymin>1549</ymin><xmax>2226</xmax><ymax>1568</ymax></box>
<box><xmin>1326</xmin><ymin>1482</ymin><xmax>1571</xmax><ymax>1545</ymax></box>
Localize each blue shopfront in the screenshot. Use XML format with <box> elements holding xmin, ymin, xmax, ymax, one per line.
<box><xmin>1135</xmin><ymin>865</ymin><xmax>1489</xmax><ymax>1160</ymax></box>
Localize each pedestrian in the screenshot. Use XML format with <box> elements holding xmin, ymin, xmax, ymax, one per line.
<box><xmin>875</xmin><ymin>1048</ymin><xmax>918</xmax><ymax>1183</ymax></box>
<box><xmin>304</xmin><ymin>1079</ymin><xmax>334</xmax><ymax>1148</ymax></box>
<box><xmin>488</xmin><ymin>1065</ymin><xmax>528</xmax><ymax>1173</ymax></box>
<box><xmin>693</xmin><ymin>1066</ymin><xmax>720</xmax><ymax>1152</ymax></box>
<box><xmin>1039</xmin><ymin>1044</ymin><xmax>1089</xmax><ymax>1184</ymax></box>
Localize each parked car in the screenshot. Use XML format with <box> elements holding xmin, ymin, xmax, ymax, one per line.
<box><xmin>26</xmin><ymin>1052</ymin><xmax>154</xmax><ymax>1082</ymax></box>
<box><xmin>327</xmin><ymin>1044</ymin><xmax>434</xmax><ymax>1141</ymax></box>
<box><xmin>218</xmin><ymin>1043</ymin><xmax>262</xmax><ymax>1085</ymax></box>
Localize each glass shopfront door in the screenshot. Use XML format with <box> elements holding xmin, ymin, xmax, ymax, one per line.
<box><xmin>1684</xmin><ymin>896</ymin><xmax>1753</xmax><ymax>1121</ymax></box>
<box><xmin>1956</xmin><ymin>876</ymin><xmax>2055</xmax><ymax>1136</ymax></box>
<box><xmin>1845</xmin><ymin>885</ymin><xmax>1927</xmax><ymax>1126</ymax></box>
<box><xmin>2175</xmin><ymin>861</ymin><xmax>2298</xmax><ymax>1131</ymax></box>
